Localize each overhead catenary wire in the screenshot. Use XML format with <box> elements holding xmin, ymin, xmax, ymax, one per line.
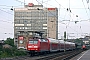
<box><xmin>0</xmin><ymin>4</ymin><xmax>23</xmax><ymax>7</ymax></box>
<box><xmin>0</xmin><ymin>15</ymin><xmax>14</xmax><ymax>22</ymax></box>
<box><xmin>0</xmin><ymin>0</ymin><xmax>90</xmax><ymax>38</ymax></box>
<box><xmin>36</xmin><ymin>0</ymin><xmax>64</xmax><ymax>19</ymax></box>
<box><xmin>82</xmin><ymin>0</ymin><xmax>90</xmax><ymax>19</ymax></box>
<box><xmin>0</xmin><ymin>9</ymin><xmax>13</xmax><ymax>15</ymax></box>
<box><xmin>85</xmin><ymin>0</ymin><xmax>90</xmax><ymax>18</ymax></box>
<box><xmin>0</xmin><ymin>0</ymin><xmax>89</xmax><ymax>23</ymax></box>
<box><xmin>36</xmin><ymin>0</ymin><xmax>81</xmax><ymax>34</ymax></box>
<box><xmin>0</xmin><ymin>9</ymin><xmax>14</xmax><ymax>35</ymax></box>
<box><xmin>0</xmin><ymin>0</ymin><xmax>25</xmax><ymax>39</ymax></box>
<box><xmin>54</xmin><ymin>0</ymin><xmax>90</xmax><ymax>36</ymax></box>
<box><xmin>38</xmin><ymin>0</ymin><xmax>90</xmax><ymax>37</ymax></box>
<box><xmin>0</xmin><ymin>9</ymin><xmax>14</xmax><ymax>23</ymax></box>
<box><xmin>0</xmin><ymin>0</ymin><xmax>25</xmax><ymax>34</ymax></box>
<box><xmin>36</xmin><ymin>0</ymin><xmax>78</xmax><ymax>38</ymax></box>
<box><xmin>36</xmin><ymin>0</ymin><xmax>81</xmax><ymax>28</ymax></box>
<box><xmin>55</xmin><ymin>0</ymin><xmax>90</xmax><ymax>22</ymax></box>
<box><xmin>0</xmin><ymin>19</ymin><xmax>13</xmax><ymax>24</ymax></box>
<box><xmin>14</xmin><ymin>0</ymin><xmax>26</xmax><ymax>5</ymax></box>
<box><xmin>39</xmin><ymin>0</ymin><xmax>85</xmax><ymax>22</ymax></box>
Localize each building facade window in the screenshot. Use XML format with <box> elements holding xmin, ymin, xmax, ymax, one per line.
<box><xmin>43</xmin><ymin>27</ymin><xmax>47</xmax><ymax>29</ymax></box>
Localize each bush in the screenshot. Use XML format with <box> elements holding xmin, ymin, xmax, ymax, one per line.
<box><xmin>0</xmin><ymin>47</ymin><xmax>27</xmax><ymax>58</ymax></box>
<box><xmin>0</xmin><ymin>38</ymin><xmax>27</xmax><ymax>58</ymax></box>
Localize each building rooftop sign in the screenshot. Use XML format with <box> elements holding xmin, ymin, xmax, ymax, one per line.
<box><xmin>28</xmin><ymin>3</ymin><xmax>34</xmax><ymax>7</ymax></box>
<box><xmin>48</xmin><ymin>8</ymin><xmax>56</xmax><ymax>10</ymax></box>
<box><xmin>18</xmin><ymin>36</ymin><xmax>24</xmax><ymax>40</ymax></box>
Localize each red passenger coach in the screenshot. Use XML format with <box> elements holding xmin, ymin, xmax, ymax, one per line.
<box><xmin>47</xmin><ymin>38</ymin><xmax>59</xmax><ymax>52</ymax></box>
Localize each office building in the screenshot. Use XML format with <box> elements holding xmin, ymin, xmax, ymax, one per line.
<box><xmin>14</xmin><ymin>3</ymin><xmax>58</xmax><ymax>49</ymax></box>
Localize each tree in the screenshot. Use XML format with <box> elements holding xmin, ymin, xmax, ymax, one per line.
<box><xmin>4</xmin><ymin>38</ymin><xmax>14</xmax><ymax>47</ymax></box>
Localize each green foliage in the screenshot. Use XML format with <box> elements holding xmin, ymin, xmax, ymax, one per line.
<box><xmin>4</xmin><ymin>38</ymin><xmax>14</xmax><ymax>47</ymax></box>
<box><xmin>0</xmin><ymin>38</ymin><xmax>27</xmax><ymax>58</ymax></box>
<box><xmin>0</xmin><ymin>47</ymin><xmax>27</xmax><ymax>58</ymax></box>
<box><xmin>0</xmin><ymin>45</ymin><xmax>3</xmax><ymax>51</ymax></box>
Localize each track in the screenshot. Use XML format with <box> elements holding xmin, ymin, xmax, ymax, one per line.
<box><xmin>36</xmin><ymin>49</ymin><xmax>84</xmax><ymax>60</ymax></box>
<box><xmin>0</xmin><ymin>49</ymin><xmax>84</xmax><ymax>60</ymax></box>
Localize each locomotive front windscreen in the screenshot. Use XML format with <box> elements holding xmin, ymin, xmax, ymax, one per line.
<box><xmin>29</xmin><ymin>40</ymin><xmax>38</xmax><ymax>44</ymax></box>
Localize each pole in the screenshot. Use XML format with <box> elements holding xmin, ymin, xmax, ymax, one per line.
<box><xmin>24</xmin><ymin>0</ymin><xmax>25</xmax><ymax>7</ymax></box>
<box><xmin>64</xmin><ymin>31</ymin><xmax>66</xmax><ymax>52</ymax></box>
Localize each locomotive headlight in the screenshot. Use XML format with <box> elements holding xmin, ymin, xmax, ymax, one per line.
<box><xmin>28</xmin><ymin>46</ymin><xmax>32</xmax><ymax>48</ymax></box>
<box><xmin>34</xmin><ymin>46</ymin><xmax>38</xmax><ymax>48</ymax></box>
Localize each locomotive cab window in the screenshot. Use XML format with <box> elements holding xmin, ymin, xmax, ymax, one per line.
<box><xmin>29</xmin><ymin>40</ymin><xmax>38</xmax><ymax>44</ymax></box>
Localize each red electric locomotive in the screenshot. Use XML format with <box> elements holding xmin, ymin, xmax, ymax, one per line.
<box><xmin>27</xmin><ymin>38</ymin><xmax>50</xmax><ymax>55</ymax></box>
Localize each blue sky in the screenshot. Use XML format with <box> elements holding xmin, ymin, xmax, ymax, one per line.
<box><xmin>0</xmin><ymin>0</ymin><xmax>90</xmax><ymax>39</ymax></box>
